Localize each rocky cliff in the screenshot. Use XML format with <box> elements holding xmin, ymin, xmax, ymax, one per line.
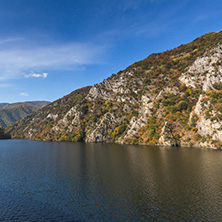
<box><xmin>7</xmin><ymin>31</ymin><xmax>222</xmax><ymax>149</ymax></box>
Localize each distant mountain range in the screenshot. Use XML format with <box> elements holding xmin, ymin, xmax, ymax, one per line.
<box><xmin>7</xmin><ymin>31</ymin><xmax>222</xmax><ymax>149</ymax></box>
<box><xmin>0</xmin><ymin>101</ymin><xmax>50</xmax><ymax>127</ymax></box>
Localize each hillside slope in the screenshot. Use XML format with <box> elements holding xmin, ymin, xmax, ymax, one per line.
<box><xmin>8</xmin><ymin>31</ymin><xmax>222</xmax><ymax>149</ymax></box>
<box><xmin>0</xmin><ymin>126</ymin><xmax>10</xmax><ymax>139</ymax></box>
<box><xmin>0</xmin><ymin>101</ymin><xmax>50</xmax><ymax>127</ymax></box>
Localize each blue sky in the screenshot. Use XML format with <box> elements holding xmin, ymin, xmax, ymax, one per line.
<box><xmin>0</xmin><ymin>0</ymin><xmax>222</xmax><ymax>103</ymax></box>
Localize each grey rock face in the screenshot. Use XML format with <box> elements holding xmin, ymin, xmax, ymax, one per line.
<box><xmin>179</xmin><ymin>44</ymin><xmax>222</xmax><ymax>91</ymax></box>
<box><xmin>86</xmin><ymin>112</ymin><xmax>117</xmax><ymax>143</ymax></box>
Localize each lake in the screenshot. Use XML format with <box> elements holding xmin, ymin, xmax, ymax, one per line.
<box><xmin>0</xmin><ymin>140</ymin><xmax>222</xmax><ymax>221</ymax></box>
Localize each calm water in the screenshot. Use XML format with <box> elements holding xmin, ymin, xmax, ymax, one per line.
<box><xmin>0</xmin><ymin>140</ymin><xmax>222</xmax><ymax>221</ymax></box>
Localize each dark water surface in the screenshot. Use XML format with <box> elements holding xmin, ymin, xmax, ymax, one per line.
<box><xmin>0</xmin><ymin>140</ymin><xmax>222</xmax><ymax>221</ymax></box>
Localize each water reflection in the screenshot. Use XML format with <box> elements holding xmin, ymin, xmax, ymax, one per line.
<box><xmin>0</xmin><ymin>140</ymin><xmax>222</xmax><ymax>221</ymax></box>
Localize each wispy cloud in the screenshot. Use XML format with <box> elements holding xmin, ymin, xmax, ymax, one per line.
<box><xmin>25</xmin><ymin>72</ymin><xmax>48</xmax><ymax>78</ymax></box>
<box><xmin>0</xmin><ymin>37</ymin><xmax>24</xmax><ymax>45</ymax></box>
<box><xmin>100</xmin><ymin>1</ymin><xmax>187</xmax><ymax>40</ymax></box>
<box><xmin>0</xmin><ymin>39</ymin><xmax>106</xmax><ymax>81</ymax></box>
<box><xmin>0</xmin><ymin>83</ymin><xmax>10</xmax><ymax>88</ymax></box>
<box><xmin>20</xmin><ymin>92</ymin><xmax>29</xmax><ymax>97</ymax></box>
<box><xmin>117</xmin><ymin>0</ymin><xmax>162</xmax><ymax>12</ymax></box>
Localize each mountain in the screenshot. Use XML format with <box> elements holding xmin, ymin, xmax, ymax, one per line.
<box><xmin>7</xmin><ymin>31</ymin><xmax>222</xmax><ymax>149</ymax></box>
<box><xmin>0</xmin><ymin>101</ymin><xmax>50</xmax><ymax>109</ymax></box>
<box><xmin>0</xmin><ymin>103</ymin><xmax>8</xmax><ymax>108</ymax></box>
<box><xmin>0</xmin><ymin>101</ymin><xmax>50</xmax><ymax>127</ymax></box>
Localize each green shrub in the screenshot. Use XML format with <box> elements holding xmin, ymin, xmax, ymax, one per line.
<box><xmin>177</xmin><ymin>101</ymin><xmax>188</xmax><ymax>111</ymax></box>
<box><xmin>111</xmin><ymin>123</ymin><xmax>127</xmax><ymax>140</ymax></box>
<box><xmin>218</xmin><ymin>106</ymin><xmax>222</xmax><ymax>113</ymax></box>
<box><xmin>213</xmin><ymin>82</ymin><xmax>222</xmax><ymax>90</ymax></box>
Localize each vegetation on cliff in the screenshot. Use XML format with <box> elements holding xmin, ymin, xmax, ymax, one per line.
<box><xmin>0</xmin><ymin>126</ymin><xmax>10</xmax><ymax>139</ymax></box>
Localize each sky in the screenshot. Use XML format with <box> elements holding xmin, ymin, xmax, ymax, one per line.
<box><xmin>0</xmin><ymin>0</ymin><xmax>222</xmax><ymax>103</ymax></box>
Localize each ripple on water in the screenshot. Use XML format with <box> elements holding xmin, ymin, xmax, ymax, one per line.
<box><xmin>0</xmin><ymin>140</ymin><xmax>222</xmax><ymax>221</ymax></box>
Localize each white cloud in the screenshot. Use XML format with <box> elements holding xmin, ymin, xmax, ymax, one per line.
<box><xmin>0</xmin><ymin>39</ymin><xmax>106</xmax><ymax>81</ymax></box>
<box><xmin>20</xmin><ymin>92</ymin><xmax>29</xmax><ymax>97</ymax></box>
<box><xmin>42</xmin><ymin>73</ymin><xmax>48</xmax><ymax>78</ymax></box>
<box><xmin>25</xmin><ymin>72</ymin><xmax>48</xmax><ymax>78</ymax></box>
